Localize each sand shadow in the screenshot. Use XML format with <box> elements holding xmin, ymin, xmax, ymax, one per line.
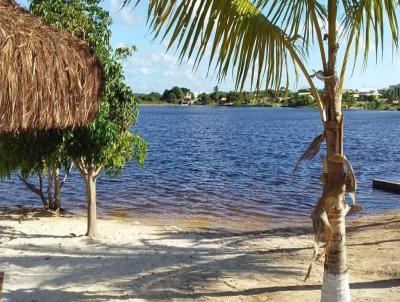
<box><xmin>0</xmin><ymin>223</ymin><xmax>307</xmax><ymax>301</ymax></box>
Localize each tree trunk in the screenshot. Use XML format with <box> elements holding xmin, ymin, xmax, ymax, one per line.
<box><xmin>52</xmin><ymin>168</ymin><xmax>61</xmax><ymax>212</ymax></box>
<box><xmin>84</xmin><ymin>171</ymin><xmax>97</xmax><ymax>237</ymax></box>
<box><xmin>321</xmin><ymin>207</ymin><xmax>350</xmax><ymax>301</ymax></box>
<box><xmin>320</xmin><ymin>116</ymin><xmax>350</xmax><ymax>302</ymax></box>
<box><xmin>18</xmin><ymin>173</ymin><xmax>48</xmax><ymax>208</ymax></box>
<box><xmin>37</xmin><ymin>172</ymin><xmax>48</xmax><ymax>208</ymax></box>
<box><xmin>47</xmin><ymin>170</ymin><xmax>53</xmax><ymax>208</ymax></box>
<box><xmin>320</xmin><ymin>1</ymin><xmax>350</xmax><ymax>300</ymax></box>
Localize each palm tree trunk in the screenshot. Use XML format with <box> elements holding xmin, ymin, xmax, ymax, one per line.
<box><xmin>321</xmin><ymin>207</ymin><xmax>350</xmax><ymax>301</ymax></box>
<box><xmin>320</xmin><ymin>1</ymin><xmax>350</xmax><ymax>300</ymax></box>
<box><xmin>320</xmin><ymin>99</ymin><xmax>350</xmax><ymax>302</ymax></box>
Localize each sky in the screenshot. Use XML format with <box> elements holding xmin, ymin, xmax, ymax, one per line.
<box><xmin>18</xmin><ymin>0</ymin><xmax>400</xmax><ymax>94</ymax></box>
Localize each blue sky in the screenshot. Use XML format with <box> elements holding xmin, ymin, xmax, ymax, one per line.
<box><xmin>19</xmin><ymin>0</ymin><xmax>400</xmax><ymax>94</ymax></box>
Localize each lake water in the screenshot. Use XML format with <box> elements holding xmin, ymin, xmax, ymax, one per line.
<box><xmin>1</xmin><ymin>107</ymin><xmax>399</xmax><ymax>227</ymax></box>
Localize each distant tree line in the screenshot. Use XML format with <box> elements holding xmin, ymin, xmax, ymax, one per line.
<box><xmin>136</xmin><ymin>87</ymin><xmax>194</xmax><ymax>104</ymax></box>
<box><xmin>136</xmin><ymin>85</ymin><xmax>317</xmax><ymax>107</ymax></box>
<box><xmin>136</xmin><ymin>85</ymin><xmax>400</xmax><ymax>111</ymax></box>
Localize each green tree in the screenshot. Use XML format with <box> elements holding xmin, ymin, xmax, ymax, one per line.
<box><xmin>378</xmin><ymin>88</ymin><xmax>392</xmax><ymax>100</ymax></box>
<box><xmin>226</xmin><ymin>91</ymin><xmax>241</xmax><ymax>104</ymax></box>
<box><xmin>31</xmin><ymin>0</ymin><xmax>147</xmax><ymax>237</ymax></box>
<box><xmin>167</xmin><ymin>92</ymin><xmax>178</xmax><ymax>102</ymax></box>
<box><xmin>209</xmin><ymin>91</ymin><xmax>221</xmax><ymax>101</ymax></box>
<box><xmin>134</xmin><ymin>0</ymin><xmax>399</xmax><ymax>299</ymax></box>
<box><xmin>148</xmin><ymin>92</ymin><xmax>161</xmax><ymax>102</ymax></box>
<box><xmin>342</xmin><ymin>92</ymin><xmax>358</xmax><ymax>108</ymax></box>
<box><xmin>365</xmin><ymin>99</ymin><xmax>381</xmax><ymax>110</ymax></box>
<box><xmin>162</xmin><ymin>87</ymin><xmax>185</xmax><ymax>103</ymax></box>
<box><xmin>197</xmin><ymin>92</ymin><xmax>211</xmax><ymax>105</ymax></box>
<box><xmin>5</xmin><ymin>0</ymin><xmax>116</xmax><ymax>213</ymax></box>
<box><xmin>170</xmin><ymin>86</ymin><xmax>184</xmax><ymax>100</ymax></box>
<box><xmin>180</xmin><ymin>87</ymin><xmax>190</xmax><ymax>95</ymax></box>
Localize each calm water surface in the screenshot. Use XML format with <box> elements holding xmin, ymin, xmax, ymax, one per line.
<box><xmin>1</xmin><ymin>107</ymin><xmax>399</xmax><ymax>226</ymax></box>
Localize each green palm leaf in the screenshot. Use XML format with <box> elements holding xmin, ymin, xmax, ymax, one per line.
<box><xmin>341</xmin><ymin>0</ymin><xmax>398</xmax><ymax>68</ymax></box>
<box><xmin>125</xmin><ymin>0</ymin><xmax>399</xmax><ymax>119</ymax></box>
<box><xmin>138</xmin><ymin>0</ymin><xmax>323</xmax><ymax>92</ymax></box>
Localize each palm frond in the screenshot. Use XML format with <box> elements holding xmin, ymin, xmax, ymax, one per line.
<box><xmin>141</xmin><ymin>0</ymin><xmax>314</xmax><ymax>91</ymax></box>
<box><xmin>341</xmin><ymin>0</ymin><xmax>399</xmax><ymax>67</ymax></box>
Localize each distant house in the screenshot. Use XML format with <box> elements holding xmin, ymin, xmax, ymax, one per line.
<box><xmin>219</xmin><ymin>97</ymin><xmax>233</xmax><ymax>106</ymax></box>
<box><xmin>182</xmin><ymin>92</ymin><xmax>195</xmax><ymax>105</ymax></box>
<box><xmin>357</xmin><ymin>88</ymin><xmax>381</xmax><ymax>100</ymax></box>
<box><xmin>297</xmin><ymin>91</ymin><xmax>314</xmax><ymax>100</ymax></box>
<box><xmin>297</xmin><ymin>92</ymin><xmax>311</xmax><ymax>96</ymax></box>
<box><xmin>389</xmin><ymin>84</ymin><xmax>400</xmax><ymax>98</ymax></box>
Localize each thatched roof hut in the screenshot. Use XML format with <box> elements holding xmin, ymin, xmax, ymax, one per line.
<box><xmin>0</xmin><ymin>0</ymin><xmax>103</xmax><ymax>133</ymax></box>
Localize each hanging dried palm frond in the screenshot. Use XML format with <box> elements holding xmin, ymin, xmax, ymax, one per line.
<box><xmin>0</xmin><ymin>0</ymin><xmax>103</xmax><ymax>133</ymax></box>
<box><xmin>293</xmin><ymin>133</ymin><xmax>325</xmax><ymax>173</ymax></box>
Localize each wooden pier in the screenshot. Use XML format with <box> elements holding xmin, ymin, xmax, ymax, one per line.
<box><xmin>373</xmin><ymin>179</ymin><xmax>400</xmax><ymax>194</ymax></box>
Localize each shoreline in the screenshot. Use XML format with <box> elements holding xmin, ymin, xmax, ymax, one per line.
<box><xmin>0</xmin><ymin>204</ymin><xmax>388</xmax><ymax>232</ymax></box>
<box><xmin>0</xmin><ymin>208</ymin><xmax>399</xmax><ymax>301</ymax></box>
<box><xmin>139</xmin><ymin>103</ymin><xmax>400</xmax><ymax>111</ymax></box>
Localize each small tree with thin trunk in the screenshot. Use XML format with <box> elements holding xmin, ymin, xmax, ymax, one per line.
<box><xmin>31</xmin><ymin>0</ymin><xmax>148</xmax><ymax>237</ymax></box>
<box><xmin>132</xmin><ymin>0</ymin><xmax>399</xmax><ymax>300</ymax></box>
<box><xmin>66</xmin><ymin>106</ymin><xmax>147</xmax><ymax>237</ymax></box>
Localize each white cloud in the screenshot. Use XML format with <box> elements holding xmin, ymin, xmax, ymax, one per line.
<box><xmin>139</xmin><ymin>67</ymin><xmax>150</xmax><ymax>75</ymax></box>
<box><xmin>149</xmin><ymin>53</ymin><xmax>162</xmax><ymax>63</ymax></box>
<box><xmin>185</xmin><ymin>69</ymin><xmax>196</xmax><ymax>80</ymax></box>
<box><xmin>163</xmin><ymin>70</ymin><xmax>174</xmax><ymax>77</ymax></box>
<box><xmin>110</xmin><ymin>0</ymin><xmax>136</xmax><ymax>25</ymax></box>
<box><xmin>161</xmin><ymin>53</ymin><xmax>178</xmax><ymax>64</ymax></box>
<box><xmin>122</xmin><ymin>50</ymin><xmax>219</xmax><ymax>93</ymax></box>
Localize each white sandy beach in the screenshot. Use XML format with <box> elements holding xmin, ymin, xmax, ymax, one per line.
<box><xmin>0</xmin><ymin>208</ymin><xmax>399</xmax><ymax>302</ymax></box>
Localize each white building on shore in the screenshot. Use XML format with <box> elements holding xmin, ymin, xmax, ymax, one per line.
<box><xmin>357</xmin><ymin>88</ymin><xmax>381</xmax><ymax>100</ymax></box>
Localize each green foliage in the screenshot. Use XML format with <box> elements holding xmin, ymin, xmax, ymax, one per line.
<box><xmin>285</xmin><ymin>94</ymin><xmax>314</xmax><ymax>107</ymax></box>
<box><xmin>135</xmin><ymin>92</ymin><xmax>161</xmax><ymax>103</ymax></box>
<box><xmin>226</xmin><ymin>91</ymin><xmax>240</xmax><ymax>104</ymax></box>
<box><xmin>209</xmin><ymin>91</ymin><xmax>221</xmax><ymax>101</ymax></box>
<box><xmin>161</xmin><ymin>86</ymin><xmax>189</xmax><ymax>103</ymax></box>
<box><xmin>0</xmin><ymin>129</ymin><xmax>67</xmax><ymax>179</ymax></box>
<box><xmin>0</xmin><ymin>0</ymin><xmax>147</xmax><ymax>205</ymax></box>
<box><xmin>148</xmin><ymin>92</ymin><xmax>161</xmax><ymax>102</ymax></box>
<box><xmin>114</xmin><ymin>46</ymin><xmax>137</xmax><ymax>60</ymax></box>
<box><xmin>364</xmin><ymin>99</ymin><xmax>381</xmax><ymax>110</ymax></box>
<box><xmin>170</xmin><ymin>87</ymin><xmax>184</xmax><ymax>99</ymax></box>
<box><xmin>167</xmin><ymin>92</ymin><xmax>178</xmax><ymax>102</ymax></box>
<box><xmin>197</xmin><ymin>93</ymin><xmax>211</xmax><ymax>105</ymax></box>
<box><xmin>30</xmin><ymin>0</ymin><xmax>112</xmax><ymax>58</ymax></box>
<box><xmin>342</xmin><ymin>92</ymin><xmax>358</xmax><ymax>108</ymax></box>
<box><xmin>30</xmin><ymin>0</ymin><xmax>148</xmax><ymax>176</ymax></box>
<box><xmin>209</xmin><ymin>90</ymin><xmax>227</xmax><ymax>102</ymax></box>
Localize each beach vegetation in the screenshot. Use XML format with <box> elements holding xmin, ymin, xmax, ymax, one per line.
<box><xmin>32</xmin><ymin>0</ymin><xmax>148</xmax><ymax>237</ymax></box>
<box><xmin>0</xmin><ymin>0</ymin><xmax>147</xmax><ymax>237</ymax></box>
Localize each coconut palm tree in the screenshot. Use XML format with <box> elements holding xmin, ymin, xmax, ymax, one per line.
<box><xmin>132</xmin><ymin>0</ymin><xmax>399</xmax><ymax>300</ymax></box>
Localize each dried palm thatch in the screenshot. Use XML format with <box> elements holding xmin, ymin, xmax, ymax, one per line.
<box><xmin>0</xmin><ymin>0</ymin><xmax>103</xmax><ymax>133</ymax></box>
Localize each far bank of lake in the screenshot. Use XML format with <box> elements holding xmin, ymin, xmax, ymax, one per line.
<box><xmin>139</xmin><ymin>102</ymin><xmax>400</xmax><ymax>111</ymax></box>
